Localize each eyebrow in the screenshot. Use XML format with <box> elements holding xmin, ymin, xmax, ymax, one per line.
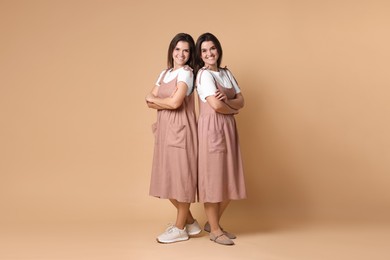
<box><xmin>201</xmin><ymin>45</ymin><xmax>216</xmax><ymax>51</ymax></box>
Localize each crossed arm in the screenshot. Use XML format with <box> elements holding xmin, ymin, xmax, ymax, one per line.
<box><xmin>206</xmin><ymin>91</ymin><xmax>244</xmax><ymax>115</ymax></box>
<box><xmin>145</xmin><ymin>81</ymin><xmax>188</xmax><ymax>110</ymax></box>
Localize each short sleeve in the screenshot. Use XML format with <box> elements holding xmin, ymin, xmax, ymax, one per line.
<box><xmin>225</xmin><ymin>69</ymin><xmax>241</xmax><ymax>94</ymax></box>
<box><xmin>196</xmin><ymin>70</ymin><xmax>218</xmax><ymax>102</ymax></box>
<box><xmin>177</xmin><ymin>68</ymin><xmax>194</xmax><ymax>96</ymax></box>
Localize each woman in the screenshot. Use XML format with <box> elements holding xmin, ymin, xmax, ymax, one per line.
<box><xmin>146</xmin><ymin>33</ymin><xmax>200</xmax><ymax>243</ymax></box>
<box><xmin>195</xmin><ymin>33</ymin><xmax>246</xmax><ymax>246</ymax></box>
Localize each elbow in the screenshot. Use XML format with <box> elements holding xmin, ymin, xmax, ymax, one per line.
<box><xmin>237</xmin><ymin>95</ymin><xmax>245</xmax><ymax>109</ymax></box>
<box><xmin>170</xmin><ymin>101</ymin><xmax>182</xmax><ymax>110</ymax></box>
<box><xmin>146</xmin><ymin>101</ymin><xmax>153</xmax><ymax>108</ymax></box>
<box><xmin>240</xmin><ymin>99</ymin><xmax>245</xmax><ymax>109</ymax></box>
<box><xmin>235</xmin><ymin>94</ymin><xmax>245</xmax><ymax>109</ymax></box>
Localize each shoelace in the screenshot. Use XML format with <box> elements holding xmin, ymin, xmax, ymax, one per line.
<box><xmin>164</xmin><ymin>223</ymin><xmax>175</xmax><ymax>233</ymax></box>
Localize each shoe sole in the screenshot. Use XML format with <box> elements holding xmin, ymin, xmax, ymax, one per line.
<box><xmin>209</xmin><ymin>233</ymin><xmax>235</xmax><ymax>246</ymax></box>
<box><xmin>187</xmin><ymin>229</ymin><xmax>202</xmax><ymax>236</ymax></box>
<box><xmin>204</xmin><ymin>227</ymin><xmax>236</xmax><ymax>239</ymax></box>
<box><xmin>156</xmin><ymin>237</ymin><xmax>189</xmax><ymax>244</ymax></box>
<box><xmin>210</xmin><ymin>238</ymin><xmax>235</xmax><ymax>246</ymax></box>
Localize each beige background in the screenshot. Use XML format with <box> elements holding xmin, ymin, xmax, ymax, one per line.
<box><xmin>1</xmin><ymin>0</ymin><xmax>390</xmax><ymax>259</ymax></box>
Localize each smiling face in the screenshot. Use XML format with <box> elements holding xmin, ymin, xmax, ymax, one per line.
<box><xmin>172</xmin><ymin>41</ymin><xmax>190</xmax><ymax>69</ymax></box>
<box><xmin>200</xmin><ymin>41</ymin><xmax>219</xmax><ymax>71</ymax></box>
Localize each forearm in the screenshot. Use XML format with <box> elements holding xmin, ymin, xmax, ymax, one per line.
<box><xmin>215</xmin><ymin>104</ymin><xmax>238</xmax><ymax>115</ymax></box>
<box><xmin>224</xmin><ymin>94</ymin><xmax>244</xmax><ymax>110</ymax></box>
<box><xmin>146</xmin><ymin>101</ymin><xmax>165</xmax><ymax>110</ymax></box>
<box><xmin>225</xmin><ymin>99</ymin><xmax>242</xmax><ymax>110</ymax></box>
<box><xmin>148</xmin><ymin>96</ymin><xmax>181</xmax><ymax>110</ymax></box>
<box><xmin>207</xmin><ymin>97</ymin><xmax>238</xmax><ymax>115</ymax></box>
<box><xmin>146</xmin><ymin>82</ymin><xmax>187</xmax><ymax>110</ymax></box>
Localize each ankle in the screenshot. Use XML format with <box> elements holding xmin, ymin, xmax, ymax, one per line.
<box><xmin>210</xmin><ymin>228</ymin><xmax>223</xmax><ymax>235</ymax></box>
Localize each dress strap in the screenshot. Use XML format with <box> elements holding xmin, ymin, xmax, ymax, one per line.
<box><xmin>222</xmin><ymin>66</ymin><xmax>239</xmax><ymax>86</ymax></box>
<box><xmin>183</xmin><ymin>65</ymin><xmax>193</xmax><ymax>72</ymax></box>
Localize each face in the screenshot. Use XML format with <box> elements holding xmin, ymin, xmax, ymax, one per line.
<box><xmin>201</xmin><ymin>41</ymin><xmax>219</xmax><ymax>70</ymax></box>
<box><xmin>172</xmin><ymin>41</ymin><xmax>190</xmax><ymax>68</ymax></box>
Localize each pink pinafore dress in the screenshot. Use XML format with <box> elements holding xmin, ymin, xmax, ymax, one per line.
<box><xmin>197</xmin><ymin>68</ymin><xmax>246</xmax><ymax>203</ymax></box>
<box><xmin>149</xmin><ymin>67</ymin><xmax>198</xmax><ymax>203</ymax></box>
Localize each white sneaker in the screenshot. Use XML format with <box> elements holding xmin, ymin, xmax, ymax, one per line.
<box><xmin>186</xmin><ymin>220</ymin><xmax>202</xmax><ymax>236</ymax></box>
<box><xmin>157</xmin><ymin>225</ymin><xmax>189</xmax><ymax>243</ymax></box>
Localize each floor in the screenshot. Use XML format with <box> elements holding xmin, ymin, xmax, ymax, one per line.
<box><xmin>1</xmin><ymin>217</ymin><xmax>389</xmax><ymax>260</ymax></box>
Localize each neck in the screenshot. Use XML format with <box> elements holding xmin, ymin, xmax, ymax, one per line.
<box><xmin>207</xmin><ymin>65</ymin><xmax>218</xmax><ymax>71</ymax></box>
<box><xmin>172</xmin><ymin>65</ymin><xmax>184</xmax><ymax>71</ymax></box>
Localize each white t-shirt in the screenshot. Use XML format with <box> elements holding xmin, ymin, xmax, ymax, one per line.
<box><xmin>196</xmin><ymin>69</ymin><xmax>241</xmax><ymax>102</ymax></box>
<box><xmin>155</xmin><ymin>67</ymin><xmax>194</xmax><ymax>96</ymax></box>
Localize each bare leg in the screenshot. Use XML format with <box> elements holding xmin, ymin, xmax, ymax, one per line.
<box><xmin>175</xmin><ymin>202</ymin><xmax>190</xmax><ymax>229</ymax></box>
<box><xmin>218</xmin><ymin>200</ymin><xmax>230</xmax><ymax>222</ymax></box>
<box><xmin>204</xmin><ymin>202</ymin><xmax>222</xmax><ymax>234</ymax></box>
<box><xmin>204</xmin><ymin>202</ymin><xmax>233</xmax><ymax>245</ymax></box>
<box><xmin>218</xmin><ymin>200</ymin><xmax>236</xmax><ymax>239</ymax></box>
<box><xmin>203</xmin><ymin>200</ymin><xmax>236</xmax><ymax>239</ymax></box>
<box><xmin>170</xmin><ymin>199</ymin><xmax>195</xmax><ymax>224</ymax></box>
<box><xmin>204</xmin><ymin>200</ymin><xmax>230</xmax><ymax>225</ymax></box>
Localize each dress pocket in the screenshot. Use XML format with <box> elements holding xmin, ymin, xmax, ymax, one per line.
<box><xmin>208</xmin><ymin>130</ymin><xmax>226</xmax><ymax>153</ymax></box>
<box><xmin>167</xmin><ymin>123</ymin><xmax>186</xmax><ymax>149</ymax></box>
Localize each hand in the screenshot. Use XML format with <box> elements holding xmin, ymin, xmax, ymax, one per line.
<box><xmin>215</xmin><ymin>90</ymin><xmax>227</xmax><ymax>101</ymax></box>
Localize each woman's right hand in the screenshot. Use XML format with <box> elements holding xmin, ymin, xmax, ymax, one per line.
<box><xmin>214</xmin><ymin>90</ymin><xmax>227</xmax><ymax>101</ymax></box>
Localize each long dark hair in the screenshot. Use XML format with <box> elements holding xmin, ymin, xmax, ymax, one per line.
<box><xmin>167</xmin><ymin>33</ymin><xmax>195</xmax><ymax>70</ymax></box>
<box><xmin>195</xmin><ymin>32</ymin><xmax>223</xmax><ymax>74</ymax></box>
